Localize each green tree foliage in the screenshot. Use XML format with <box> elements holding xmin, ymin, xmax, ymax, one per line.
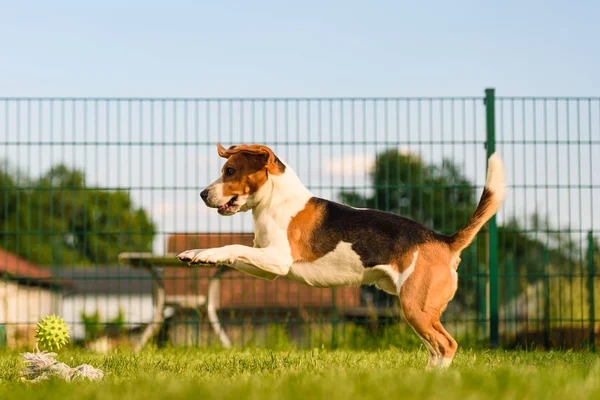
<box><xmin>0</xmin><ymin>163</ymin><xmax>155</xmax><ymax>266</ymax></box>
<box><xmin>339</xmin><ymin>149</ymin><xmax>578</xmax><ymax>309</ymax></box>
<box><xmin>340</xmin><ymin>149</ymin><xmax>476</xmax><ymax>235</ymax></box>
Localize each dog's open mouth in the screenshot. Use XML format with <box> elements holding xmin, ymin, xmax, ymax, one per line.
<box><xmin>218</xmin><ymin>195</ymin><xmax>239</xmax><ymax>215</ymax></box>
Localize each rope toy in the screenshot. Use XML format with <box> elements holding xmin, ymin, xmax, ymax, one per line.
<box><xmin>20</xmin><ymin>345</ymin><xmax>105</xmax><ymax>383</ymax></box>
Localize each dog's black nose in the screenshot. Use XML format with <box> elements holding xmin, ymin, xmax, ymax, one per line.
<box><xmin>200</xmin><ymin>189</ymin><xmax>209</xmax><ymax>201</ymax></box>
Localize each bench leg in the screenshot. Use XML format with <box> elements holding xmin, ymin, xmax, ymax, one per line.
<box><xmin>207</xmin><ymin>266</ymin><xmax>232</xmax><ymax>348</ymax></box>
<box><xmin>135</xmin><ymin>266</ymin><xmax>165</xmax><ymax>351</ymax></box>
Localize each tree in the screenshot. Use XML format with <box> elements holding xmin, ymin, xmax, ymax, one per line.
<box><xmin>0</xmin><ymin>163</ymin><xmax>156</xmax><ymax>266</ymax></box>
<box><xmin>340</xmin><ymin>149</ymin><xmax>476</xmax><ymax>235</ymax></box>
<box><xmin>0</xmin><ymin>166</ymin><xmax>18</xmax><ymax>222</ymax></box>
<box><xmin>339</xmin><ymin>149</ymin><xmax>577</xmax><ymax>309</ymax></box>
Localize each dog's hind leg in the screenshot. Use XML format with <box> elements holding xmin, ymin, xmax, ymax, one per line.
<box><xmin>399</xmin><ymin>258</ymin><xmax>458</xmax><ymax>369</ymax></box>
<box><xmin>432</xmin><ymin>320</ymin><xmax>458</xmax><ymax>367</ymax></box>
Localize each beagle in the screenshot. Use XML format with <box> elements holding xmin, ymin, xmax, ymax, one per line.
<box><xmin>178</xmin><ymin>143</ymin><xmax>505</xmax><ymax>368</ymax></box>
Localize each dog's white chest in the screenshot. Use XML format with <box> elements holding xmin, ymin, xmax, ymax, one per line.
<box><xmin>287</xmin><ymin>241</ymin><xmax>366</xmax><ymax>287</ymax></box>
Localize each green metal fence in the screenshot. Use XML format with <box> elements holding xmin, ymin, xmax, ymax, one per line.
<box><xmin>0</xmin><ymin>89</ymin><xmax>598</xmax><ymax>350</ymax></box>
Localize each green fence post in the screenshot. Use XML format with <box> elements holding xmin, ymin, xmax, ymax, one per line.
<box><xmin>484</xmin><ymin>88</ymin><xmax>499</xmax><ymax>349</ymax></box>
<box><xmin>0</xmin><ymin>324</ymin><xmax>6</xmax><ymax>348</ymax></box>
<box><xmin>331</xmin><ymin>288</ymin><xmax>338</xmax><ymax>349</ymax></box>
<box><xmin>478</xmin><ymin>263</ymin><xmax>488</xmax><ymax>338</ymax></box>
<box><xmin>543</xmin><ymin>245</ymin><xmax>551</xmax><ymax>349</ymax></box>
<box><xmin>588</xmin><ymin>231</ymin><xmax>596</xmax><ymax>350</ymax></box>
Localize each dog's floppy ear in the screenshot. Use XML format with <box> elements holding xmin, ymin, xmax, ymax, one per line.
<box><xmin>216</xmin><ymin>144</ymin><xmax>282</xmax><ymax>173</ymax></box>
<box><xmin>216</xmin><ymin>143</ymin><xmax>231</xmax><ymax>159</ymax></box>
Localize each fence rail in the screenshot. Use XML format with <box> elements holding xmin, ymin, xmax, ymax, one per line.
<box><xmin>0</xmin><ymin>89</ymin><xmax>598</xmax><ymax>350</ymax></box>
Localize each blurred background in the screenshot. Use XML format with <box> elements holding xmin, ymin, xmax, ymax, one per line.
<box><xmin>0</xmin><ymin>1</ymin><xmax>598</xmax><ymax>351</ymax></box>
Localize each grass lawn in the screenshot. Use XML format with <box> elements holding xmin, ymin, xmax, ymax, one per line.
<box><xmin>0</xmin><ymin>348</ymin><xmax>599</xmax><ymax>399</ymax></box>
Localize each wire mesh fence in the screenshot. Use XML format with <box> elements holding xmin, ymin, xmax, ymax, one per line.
<box><xmin>0</xmin><ymin>91</ymin><xmax>598</xmax><ymax>350</ymax></box>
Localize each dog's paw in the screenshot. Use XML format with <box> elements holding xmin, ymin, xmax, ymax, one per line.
<box><xmin>177</xmin><ymin>249</ymin><xmax>203</xmax><ymax>263</ymax></box>
<box><xmin>190</xmin><ymin>248</ymin><xmax>235</xmax><ymax>266</ymax></box>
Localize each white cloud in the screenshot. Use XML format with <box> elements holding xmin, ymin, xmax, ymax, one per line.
<box><xmin>326</xmin><ymin>146</ymin><xmax>414</xmax><ymax>177</ymax></box>
<box><xmin>327</xmin><ymin>153</ymin><xmax>374</xmax><ymax>177</ymax></box>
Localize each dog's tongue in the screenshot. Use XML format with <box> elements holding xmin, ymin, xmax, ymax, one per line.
<box><xmin>219</xmin><ymin>196</ymin><xmax>237</xmax><ymax>211</ymax></box>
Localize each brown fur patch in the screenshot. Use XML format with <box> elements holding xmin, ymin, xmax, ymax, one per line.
<box><xmin>217</xmin><ymin>143</ymin><xmax>285</xmax><ymax>175</ymax></box>
<box><xmin>391</xmin><ymin>241</ymin><xmax>458</xmax><ymax>325</ymax></box>
<box><xmin>450</xmin><ymin>188</ymin><xmax>495</xmax><ymax>251</ymax></box>
<box><xmin>392</xmin><ymin>242</ymin><xmax>453</xmax><ymax>274</ymax></box>
<box><xmin>287</xmin><ymin>199</ymin><xmax>325</xmax><ymax>262</ymax></box>
<box><xmin>220</xmin><ymin>152</ymin><xmax>270</xmax><ymax>197</ymax></box>
<box><xmin>415</xmin><ymin>242</ymin><xmax>454</xmax><ymax>267</ymax></box>
<box><xmin>398</xmin><ymin>242</ymin><xmax>459</xmax><ymax>363</ymax></box>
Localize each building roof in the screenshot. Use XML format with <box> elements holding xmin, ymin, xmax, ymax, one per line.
<box><xmin>0</xmin><ymin>248</ymin><xmax>65</xmax><ymax>288</ymax></box>
<box><xmin>50</xmin><ymin>266</ymin><xmax>153</xmax><ymax>296</ymax></box>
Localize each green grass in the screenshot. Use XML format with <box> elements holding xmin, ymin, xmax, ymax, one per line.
<box><xmin>1</xmin><ymin>348</ymin><xmax>599</xmax><ymax>399</ymax></box>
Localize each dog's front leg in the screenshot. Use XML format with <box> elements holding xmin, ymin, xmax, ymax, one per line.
<box><xmin>228</xmin><ymin>260</ymin><xmax>279</xmax><ymax>280</ymax></box>
<box><xmin>177</xmin><ymin>245</ymin><xmax>292</xmax><ymax>279</ymax></box>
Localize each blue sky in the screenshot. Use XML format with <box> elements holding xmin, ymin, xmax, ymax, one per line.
<box><xmin>1</xmin><ymin>0</ymin><xmax>598</xmax><ymax>97</ymax></box>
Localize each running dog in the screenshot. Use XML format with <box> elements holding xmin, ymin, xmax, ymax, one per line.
<box><xmin>178</xmin><ymin>143</ymin><xmax>505</xmax><ymax>368</ymax></box>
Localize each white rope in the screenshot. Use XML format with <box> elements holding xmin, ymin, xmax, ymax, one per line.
<box><xmin>20</xmin><ymin>344</ymin><xmax>104</xmax><ymax>383</ymax></box>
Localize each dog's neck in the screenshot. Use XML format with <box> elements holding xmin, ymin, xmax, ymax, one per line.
<box><xmin>249</xmin><ymin>162</ymin><xmax>313</xmax><ymax>219</ymax></box>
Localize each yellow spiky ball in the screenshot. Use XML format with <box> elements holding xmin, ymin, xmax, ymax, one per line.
<box><xmin>35</xmin><ymin>315</ymin><xmax>70</xmax><ymax>351</ymax></box>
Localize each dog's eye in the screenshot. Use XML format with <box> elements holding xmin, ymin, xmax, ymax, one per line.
<box><xmin>225</xmin><ymin>167</ymin><xmax>235</xmax><ymax>176</ymax></box>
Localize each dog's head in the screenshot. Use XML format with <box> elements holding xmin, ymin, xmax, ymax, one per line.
<box><xmin>201</xmin><ymin>144</ymin><xmax>286</xmax><ymax>215</ymax></box>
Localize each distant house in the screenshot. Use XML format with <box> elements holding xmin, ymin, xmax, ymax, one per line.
<box><xmin>51</xmin><ymin>266</ymin><xmax>154</xmax><ymax>342</ymax></box>
<box><xmin>164</xmin><ymin>233</ymin><xmax>361</xmax><ymax>346</ymax></box>
<box><xmin>0</xmin><ymin>248</ymin><xmax>64</xmax><ymax>347</ymax></box>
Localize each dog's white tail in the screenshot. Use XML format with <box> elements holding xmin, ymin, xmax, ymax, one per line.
<box><xmin>449</xmin><ymin>153</ymin><xmax>506</xmax><ymax>253</ymax></box>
